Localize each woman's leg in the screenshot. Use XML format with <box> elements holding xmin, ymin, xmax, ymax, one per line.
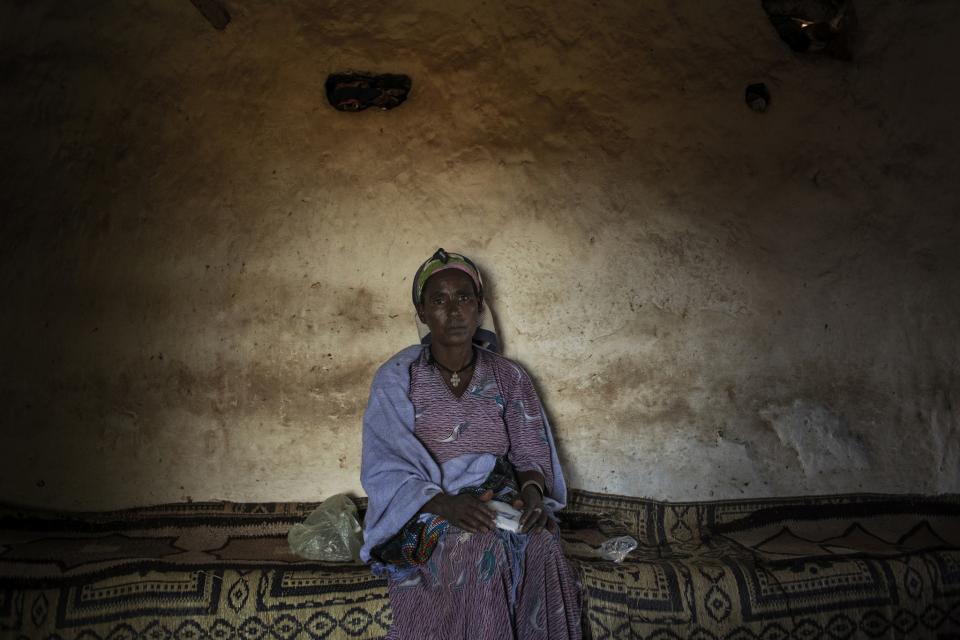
<box><xmin>514</xmin><ymin>530</ymin><xmax>583</xmax><ymax>640</ymax></box>
<box><xmin>386</xmin><ymin>529</ymin><xmax>515</xmax><ymax>640</ymax></box>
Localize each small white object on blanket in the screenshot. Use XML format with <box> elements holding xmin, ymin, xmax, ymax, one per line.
<box><xmin>486</xmin><ymin>500</ymin><xmax>523</xmax><ymax>532</ymax></box>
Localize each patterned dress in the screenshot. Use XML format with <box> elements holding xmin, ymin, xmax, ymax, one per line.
<box><xmin>384</xmin><ymin>348</ymin><xmax>582</xmax><ymax>640</ymax></box>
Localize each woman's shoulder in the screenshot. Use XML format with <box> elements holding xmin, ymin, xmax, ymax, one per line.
<box><xmin>384</xmin><ymin>344</ymin><xmax>426</xmax><ymax>365</ymax></box>
<box><xmin>371</xmin><ymin>345</ymin><xmax>426</xmax><ymax>387</ymax></box>
<box><xmin>479</xmin><ymin>348</ymin><xmax>532</xmax><ymax>387</ymax></box>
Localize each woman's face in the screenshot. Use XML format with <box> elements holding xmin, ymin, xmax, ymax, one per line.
<box><xmin>417</xmin><ymin>269</ymin><xmax>482</xmax><ymax>348</ymax></box>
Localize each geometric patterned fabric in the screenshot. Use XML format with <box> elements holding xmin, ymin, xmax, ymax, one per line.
<box><xmin>2</xmin><ymin>491</ymin><xmax>959</xmax><ymax>639</ymax></box>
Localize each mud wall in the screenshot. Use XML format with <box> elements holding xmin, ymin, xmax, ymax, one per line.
<box><xmin>1</xmin><ymin>0</ymin><xmax>958</xmax><ymax>509</ymax></box>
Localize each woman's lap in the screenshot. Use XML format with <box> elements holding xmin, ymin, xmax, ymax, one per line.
<box><xmin>385</xmin><ymin>527</ymin><xmax>581</xmax><ymax>640</ymax></box>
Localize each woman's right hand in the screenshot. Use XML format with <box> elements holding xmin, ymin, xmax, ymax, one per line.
<box><xmin>423</xmin><ymin>489</ymin><xmax>496</xmax><ymax>533</ymax></box>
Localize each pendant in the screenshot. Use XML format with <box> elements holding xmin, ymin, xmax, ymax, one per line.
<box><xmin>450</xmin><ymin>371</ymin><xmax>461</xmax><ymax>387</ymax></box>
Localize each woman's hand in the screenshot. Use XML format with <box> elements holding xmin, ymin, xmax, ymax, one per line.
<box><xmin>423</xmin><ymin>489</ymin><xmax>496</xmax><ymax>533</ymax></box>
<box><xmin>514</xmin><ymin>485</ymin><xmax>551</xmax><ymax>533</ymax></box>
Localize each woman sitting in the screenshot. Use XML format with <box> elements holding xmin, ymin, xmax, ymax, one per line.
<box><xmin>360</xmin><ymin>249</ymin><xmax>581</xmax><ymax>639</ymax></box>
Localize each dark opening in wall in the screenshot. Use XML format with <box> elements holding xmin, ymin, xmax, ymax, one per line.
<box><xmin>325</xmin><ymin>73</ymin><xmax>413</xmax><ymax>112</ymax></box>
<box><xmin>762</xmin><ymin>0</ymin><xmax>856</xmax><ymax>59</ymax></box>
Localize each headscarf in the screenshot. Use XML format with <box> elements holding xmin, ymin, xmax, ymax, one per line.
<box><xmin>412</xmin><ymin>248</ymin><xmax>499</xmax><ymax>353</ymax></box>
<box><xmin>411</xmin><ymin>248</ymin><xmax>483</xmax><ymax>306</ymax></box>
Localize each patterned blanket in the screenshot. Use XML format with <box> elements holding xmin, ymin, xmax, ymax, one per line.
<box><xmin>1</xmin><ymin>492</ymin><xmax>959</xmax><ymax>639</ymax></box>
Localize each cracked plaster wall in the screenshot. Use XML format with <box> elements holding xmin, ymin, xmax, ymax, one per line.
<box><xmin>1</xmin><ymin>0</ymin><xmax>958</xmax><ymax>509</ymax></box>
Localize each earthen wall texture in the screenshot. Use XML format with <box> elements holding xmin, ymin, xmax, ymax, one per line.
<box><xmin>1</xmin><ymin>1</ymin><xmax>957</xmax><ymax>508</ymax></box>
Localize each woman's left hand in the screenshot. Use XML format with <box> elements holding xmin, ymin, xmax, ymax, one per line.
<box><xmin>515</xmin><ymin>485</ymin><xmax>549</xmax><ymax>533</ymax></box>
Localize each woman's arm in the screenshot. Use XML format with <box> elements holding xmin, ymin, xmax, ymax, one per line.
<box><xmin>421</xmin><ymin>490</ymin><xmax>496</xmax><ymax>533</ymax></box>
<box><xmin>498</xmin><ymin>360</ymin><xmax>557</xmax><ymax>533</ymax></box>
<box><xmin>516</xmin><ymin>469</ymin><xmax>552</xmax><ymax>532</ymax></box>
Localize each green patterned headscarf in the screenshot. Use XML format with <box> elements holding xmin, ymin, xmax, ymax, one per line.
<box><xmin>411</xmin><ymin>248</ymin><xmax>484</xmax><ymax>306</ymax></box>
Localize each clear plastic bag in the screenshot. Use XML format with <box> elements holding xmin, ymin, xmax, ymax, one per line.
<box><xmin>597</xmin><ymin>535</ymin><xmax>638</xmax><ymax>562</ymax></box>
<box><xmin>288</xmin><ymin>494</ymin><xmax>363</xmax><ymax>562</ymax></box>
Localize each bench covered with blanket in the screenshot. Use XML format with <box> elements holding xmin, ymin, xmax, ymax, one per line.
<box><xmin>2</xmin><ymin>491</ymin><xmax>959</xmax><ymax>639</ymax></box>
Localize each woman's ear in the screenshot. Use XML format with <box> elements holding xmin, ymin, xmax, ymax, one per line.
<box><xmin>416</xmin><ymin>303</ymin><xmax>426</xmax><ymax>324</ymax></box>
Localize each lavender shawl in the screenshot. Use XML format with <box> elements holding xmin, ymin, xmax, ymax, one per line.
<box><xmin>359</xmin><ymin>344</ymin><xmax>568</xmax><ymax>563</ymax></box>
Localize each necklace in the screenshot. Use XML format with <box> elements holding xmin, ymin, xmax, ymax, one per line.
<box><xmin>430</xmin><ymin>348</ymin><xmax>477</xmax><ymax>387</ymax></box>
